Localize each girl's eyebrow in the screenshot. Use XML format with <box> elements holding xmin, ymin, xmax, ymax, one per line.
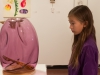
<box><xmin>69</xmin><ymin>20</ymin><xmax>74</xmax><ymax>22</ymax></box>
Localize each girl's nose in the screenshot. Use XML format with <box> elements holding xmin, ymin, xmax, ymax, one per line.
<box><xmin>69</xmin><ymin>25</ymin><xmax>72</xmax><ymax>29</ymax></box>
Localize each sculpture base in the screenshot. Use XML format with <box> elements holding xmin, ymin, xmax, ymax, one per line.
<box><xmin>3</xmin><ymin>68</ymin><xmax>35</xmax><ymax>75</ymax></box>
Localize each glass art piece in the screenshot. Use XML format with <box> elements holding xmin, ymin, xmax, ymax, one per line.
<box><xmin>0</xmin><ymin>18</ymin><xmax>39</xmax><ymax>74</ymax></box>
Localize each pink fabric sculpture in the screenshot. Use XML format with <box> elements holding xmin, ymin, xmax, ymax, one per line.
<box><xmin>0</xmin><ymin>18</ymin><xmax>39</xmax><ymax>70</ymax></box>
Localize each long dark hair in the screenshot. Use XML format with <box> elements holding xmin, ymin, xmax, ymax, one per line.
<box><xmin>68</xmin><ymin>5</ymin><xmax>96</xmax><ymax>68</ymax></box>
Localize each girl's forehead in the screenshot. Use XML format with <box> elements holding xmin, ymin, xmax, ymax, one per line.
<box><xmin>69</xmin><ymin>15</ymin><xmax>76</xmax><ymax>19</ymax></box>
<box><xmin>68</xmin><ymin>16</ymin><xmax>78</xmax><ymax>21</ymax></box>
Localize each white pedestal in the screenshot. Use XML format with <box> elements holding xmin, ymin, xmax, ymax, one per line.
<box><xmin>0</xmin><ymin>64</ymin><xmax>47</xmax><ymax>75</ymax></box>
<box><xmin>34</xmin><ymin>64</ymin><xmax>47</xmax><ymax>75</ymax></box>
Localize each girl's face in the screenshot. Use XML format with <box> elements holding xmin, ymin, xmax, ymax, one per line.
<box><xmin>68</xmin><ymin>16</ymin><xmax>86</xmax><ymax>35</ymax></box>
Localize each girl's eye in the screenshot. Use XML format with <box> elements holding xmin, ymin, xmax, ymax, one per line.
<box><xmin>71</xmin><ymin>23</ymin><xmax>75</xmax><ymax>25</ymax></box>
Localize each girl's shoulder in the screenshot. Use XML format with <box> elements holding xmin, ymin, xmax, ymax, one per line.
<box><xmin>82</xmin><ymin>36</ymin><xmax>98</xmax><ymax>53</ymax></box>
<box><xmin>83</xmin><ymin>36</ymin><xmax>97</xmax><ymax>49</ymax></box>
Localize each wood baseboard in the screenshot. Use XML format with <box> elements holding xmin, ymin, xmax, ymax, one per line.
<box><xmin>47</xmin><ymin>65</ymin><xmax>100</xmax><ymax>69</ymax></box>
<box><xmin>47</xmin><ymin>65</ymin><xmax>68</xmax><ymax>69</ymax></box>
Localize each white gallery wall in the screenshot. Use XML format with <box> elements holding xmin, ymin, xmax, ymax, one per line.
<box><xmin>0</xmin><ymin>0</ymin><xmax>100</xmax><ymax>65</ymax></box>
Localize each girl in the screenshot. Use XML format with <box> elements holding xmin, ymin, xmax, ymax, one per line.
<box><xmin>68</xmin><ymin>5</ymin><xmax>98</xmax><ymax>75</ymax></box>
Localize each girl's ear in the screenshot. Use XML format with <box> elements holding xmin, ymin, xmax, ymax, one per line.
<box><xmin>83</xmin><ymin>21</ymin><xmax>88</xmax><ymax>27</ymax></box>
